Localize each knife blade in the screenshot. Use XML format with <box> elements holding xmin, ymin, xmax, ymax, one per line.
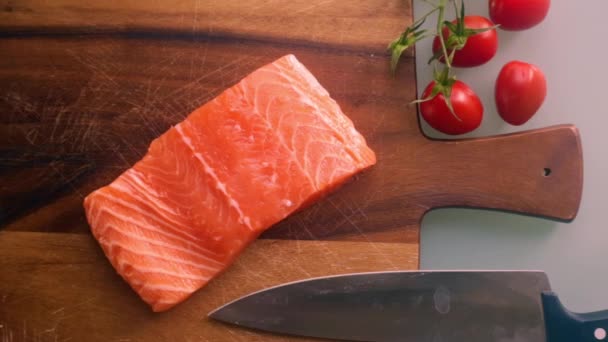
<box><xmin>208</xmin><ymin>271</ymin><xmax>608</xmax><ymax>342</ymax></box>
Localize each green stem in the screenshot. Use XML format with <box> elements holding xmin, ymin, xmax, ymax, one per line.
<box><xmin>399</xmin><ymin>3</ymin><xmax>440</xmax><ymax>45</ymax></box>
<box><xmin>448</xmin><ymin>48</ymin><xmax>456</xmax><ymax>64</ymax></box>
<box><xmin>436</xmin><ymin>0</ymin><xmax>451</xmax><ymax>69</ymax></box>
<box><xmin>452</xmin><ymin>0</ymin><xmax>459</xmax><ymax>18</ymax></box>
<box><xmin>416</xmin><ymin>6</ymin><xmax>440</xmax><ymax>27</ymax></box>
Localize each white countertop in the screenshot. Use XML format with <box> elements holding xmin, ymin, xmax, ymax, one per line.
<box><xmin>415</xmin><ymin>0</ymin><xmax>607</xmax><ymax>312</ymax></box>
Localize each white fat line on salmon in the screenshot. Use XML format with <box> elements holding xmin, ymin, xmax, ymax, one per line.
<box><xmin>298</xmin><ymin>128</ymin><xmax>356</xmax><ymax>187</ymax></box>
<box><xmin>174</xmin><ymin>124</ymin><xmax>254</xmax><ymax>231</ymax></box>
<box><xmin>89</xmin><ymin>199</ymin><xmax>222</xmax><ymax>265</ymax></box>
<box><xmin>128</xmin><ymin>277</ymin><xmax>194</xmax><ymax>294</ymax></box>
<box><xmin>321</xmin><ymin>164</ymin><xmax>355</xmax><ymax>188</ymax></box>
<box><xmin>116</xmin><ymin>261</ymin><xmax>212</xmax><ymax>282</ymax></box>
<box><xmin>121</xmin><ymin>167</ymin><xmax>204</xmax><ymax>209</ymax></box>
<box><xmin>100</xmin><ymin>229</ymin><xmax>222</xmax><ymax>273</ymax></box>
<box><xmin>106</xmin><ymin>183</ymin><xmax>200</xmax><ymax>235</ymax></box>
<box><xmin>242</xmin><ymin>80</ymin><xmax>318</xmax><ymax>191</ymax></box>
<box><xmin>134</xmin><ymin>164</ymin><xmax>196</xmax><ymax>195</ymax></box>
<box><xmin>142</xmin><ymin>296</ymin><xmax>181</xmax><ymax>307</ymax></box>
<box><xmin>272</xmin><ymin>60</ymin><xmax>364</xmax><ymax>165</ymax></box>
<box><xmin>127</xmin><ymin>170</ymin><xmax>198</xmax><ymax>201</ymax></box>
<box><xmin>95</xmin><ymin>192</ymin><xmax>221</xmax><ymax>260</ymax></box>
<box><xmin>122</xmin><ymin>169</ymin><xmax>186</xmax><ymax>216</ymax></box>
<box><xmin>138</xmin><ymin>152</ymin><xmax>182</xmax><ymax>177</ymax></box>
<box><xmin>99</xmin><ymin>221</ymin><xmax>225</xmax><ymax>269</ymax></box>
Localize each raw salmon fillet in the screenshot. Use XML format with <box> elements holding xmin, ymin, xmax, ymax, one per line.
<box><xmin>83</xmin><ymin>54</ymin><xmax>376</xmax><ymax>312</ymax></box>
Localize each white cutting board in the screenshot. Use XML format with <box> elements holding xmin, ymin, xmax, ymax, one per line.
<box><xmin>415</xmin><ymin>0</ymin><xmax>608</xmax><ymax>312</ymax></box>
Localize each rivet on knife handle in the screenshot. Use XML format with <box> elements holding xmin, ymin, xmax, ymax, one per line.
<box><xmin>542</xmin><ymin>291</ymin><xmax>608</xmax><ymax>342</ymax></box>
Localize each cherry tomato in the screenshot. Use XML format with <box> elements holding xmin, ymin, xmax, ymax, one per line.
<box><xmin>495</xmin><ymin>61</ymin><xmax>547</xmax><ymax>125</ymax></box>
<box><xmin>420</xmin><ymin>80</ymin><xmax>483</xmax><ymax>135</ymax></box>
<box><xmin>489</xmin><ymin>0</ymin><xmax>550</xmax><ymax>31</ymax></box>
<box><xmin>432</xmin><ymin>15</ymin><xmax>498</xmax><ymax>68</ymax></box>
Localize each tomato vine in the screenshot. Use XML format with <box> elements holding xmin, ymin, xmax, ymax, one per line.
<box><xmin>388</xmin><ymin>0</ymin><xmax>496</xmax><ymax>119</ymax></box>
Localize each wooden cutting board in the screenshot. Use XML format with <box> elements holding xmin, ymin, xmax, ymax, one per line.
<box><xmin>0</xmin><ymin>0</ymin><xmax>582</xmax><ymax>341</ymax></box>
<box><xmin>0</xmin><ymin>232</ymin><xmax>417</xmax><ymax>341</ymax></box>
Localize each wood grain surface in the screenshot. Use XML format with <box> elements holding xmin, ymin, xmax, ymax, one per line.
<box><xmin>0</xmin><ymin>231</ymin><xmax>417</xmax><ymax>341</ymax></box>
<box><xmin>0</xmin><ymin>0</ymin><xmax>583</xmax><ymax>340</ymax></box>
<box><xmin>0</xmin><ymin>0</ymin><xmax>410</xmax><ymax>53</ymax></box>
<box><xmin>0</xmin><ymin>2</ymin><xmax>583</xmax><ymax>239</ymax></box>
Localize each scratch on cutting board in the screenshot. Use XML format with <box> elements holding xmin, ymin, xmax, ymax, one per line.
<box><xmin>165</xmin><ymin>56</ymin><xmax>250</xmax><ymax>99</ymax></box>
<box><xmin>48</xmin><ymin>105</ymin><xmax>70</xmax><ymax>145</ymax></box>
<box><xmin>328</xmin><ymin>197</ymin><xmax>366</xmax><ymax>237</ymax></box>
<box><xmin>225</xmin><ymin>328</ymin><xmax>250</xmax><ymax>342</ymax></box>
<box><xmin>124</xmin><ymin>103</ymin><xmax>160</xmax><ymax>138</ymax></box>
<box><xmin>51</xmin><ymin>307</ymin><xmax>65</xmax><ymax>315</ymax></box>
<box><xmin>78</xmin><ymin>120</ymin><xmax>98</xmax><ymax>153</ymax></box>
<box><xmin>70</xmin><ymin>297</ymin><xmax>95</xmax><ymax>310</ymax></box>
<box><xmin>198</xmin><ymin>39</ymin><xmax>210</xmax><ymax>81</ymax></box>
<box><xmin>69</xmin><ymin>50</ymin><xmax>119</xmax><ymax>88</ymax></box>
<box><xmin>291</xmin><ymin>0</ymin><xmax>335</xmax><ymax>15</ymax></box>
<box><xmin>239</xmin><ymin>267</ymin><xmax>263</xmax><ymax>286</ymax></box>
<box><xmin>47</xmin><ymin>162</ymin><xmax>89</xmax><ymax>200</ymax></box>
<box><xmin>3</xmin><ymin>90</ymin><xmax>38</xmax><ymax>121</ymax></box>
<box><xmin>191</xmin><ymin>0</ymin><xmax>201</xmax><ymax>34</ymax></box>
<box><xmin>111</xmin><ymin>143</ymin><xmax>134</xmax><ymax>169</ymax></box>
<box><xmin>327</xmin><ymin>198</ymin><xmax>397</xmax><ymax>268</ymax></box>
<box><xmin>292</xmin><ymin>217</ymin><xmax>341</xmax><ymax>270</ymax></box>
<box><xmin>42</xmin><ymin>327</ymin><xmax>56</xmax><ymax>335</ymax></box>
<box><xmin>295</xmin><ymin>261</ymin><xmax>312</xmax><ymax>278</ymax></box>
<box><xmin>353</xmin><ymin>199</ymin><xmax>369</xmax><ymax>220</ymax></box>
<box><xmin>24</xmin><ymin>126</ymin><xmax>39</xmax><ymax>145</ymax></box>
<box><xmin>293</xmin><ymin>215</ymin><xmax>316</xmax><ymax>239</ymax></box>
<box><xmin>119</xmin><ymin>134</ymin><xmax>144</xmax><ymax>161</ymax></box>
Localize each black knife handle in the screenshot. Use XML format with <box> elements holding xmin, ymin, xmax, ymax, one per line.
<box><xmin>542</xmin><ymin>291</ymin><xmax>608</xmax><ymax>342</ymax></box>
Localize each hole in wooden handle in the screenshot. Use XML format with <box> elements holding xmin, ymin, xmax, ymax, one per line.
<box><xmin>543</xmin><ymin>168</ymin><xmax>552</xmax><ymax>177</ymax></box>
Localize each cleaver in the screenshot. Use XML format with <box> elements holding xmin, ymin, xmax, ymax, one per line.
<box><xmin>209</xmin><ymin>271</ymin><xmax>608</xmax><ymax>342</ymax></box>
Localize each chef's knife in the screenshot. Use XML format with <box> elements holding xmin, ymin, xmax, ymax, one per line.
<box><xmin>209</xmin><ymin>271</ymin><xmax>608</xmax><ymax>342</ymax></box>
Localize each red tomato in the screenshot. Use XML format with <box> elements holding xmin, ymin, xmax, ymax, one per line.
<box><xmin>495</xmin><ymin>61</ymin><xmax>546</xmax><ymax>125</ymax></box>
<box><xmin>490</xmin><ymin>0</ymin><xmax>550</xmax><ymax>31</ymax></box>
<box><xmin>420</xmin><ymin>80</ymin><xmax>483</xmax><ymax>135</ymax></box>
<box><xmin>432</xmin><ymin>16</ymin><xmax>498</xmax><ymax>68</ymax></box>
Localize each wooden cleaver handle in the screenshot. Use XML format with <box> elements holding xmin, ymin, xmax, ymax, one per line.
<box><xmin>421</xmin><ymin>124</ymin><xmax>583</xmax><ymax>221</ymax></box>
